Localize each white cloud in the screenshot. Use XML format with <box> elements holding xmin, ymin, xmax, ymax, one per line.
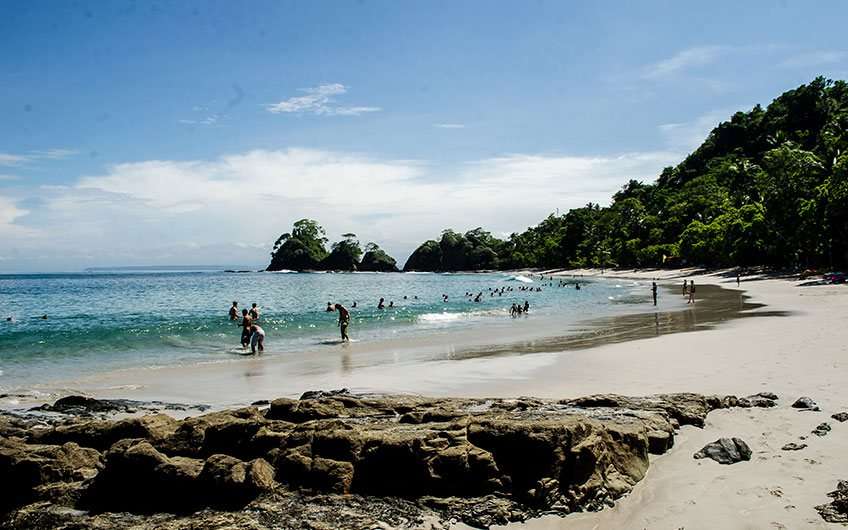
<box><xmin>643</xmin><ymin>46</ymin><xmax>727</xmax><ymax>79</ymax></box>
<box><xmin>266</xmin><ymin>84</ymin><xmax>381</xmax><ymax>116</ymax></box>
<box><xmin>2</xmin><ymin>146</ymin><xmax>682</xmax><ymax>270</ymax></box>
<box><xmin>433</xmin><ymin>123</ymin><xmax>465</xmax><ymax>129</ymax></box>
<box><xmin>0</xmin><ymin>153</ymin><xmax>29</xmax><ymax>166</ymax></box>
<box><xmin>178</xmin><ymin>114</ymin><xmax>220</xmax><ymax>126</ymax></box>
<box><xmin>780</xmin><ymin>50</ymin><xmax>846</xmax><ymax>68</ymax></box>
<box><xmin>0</xmin><ymin>195</ymin><xmax>36</xmax><ymax>237</ymax></box>
<box><xmin>0</xmin><ymin>174</ymin><xmax>21</xmax><ymax>181</ymax></box>
<box><xmin>0</xmin><ymin>149</ymin><xmax>77</xmax><ymax>166</ymax></box>
<box><xmin>659</xmin><ymin>110</ymin><xmax>729</xmax><ymax>151</ymax></box>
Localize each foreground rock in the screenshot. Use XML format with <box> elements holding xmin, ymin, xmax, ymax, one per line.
<box><xmin>812</xmin><ymin>422</ymin><xmax>832</xmax><ymax>437</ymax></box>
<box><xmin>0</xmin><ymin>390</ymin><xmax>776</xmax><ymax>529</ymax></box>
<box><xmin>791</xmin><ymin>396</ymin><xmax>820</xmax><ymax>411</ymax></box>
<box><xmin>693</xmin><ymin>438</ymin><xmax>752</xmax><ymax>465</ymax></box>
<box><xmin>832</xmin><ymin>412</ymin><xmax>848</xmax><ymax>422</ymax></box>
<box><xmin>816</xmin><ymin>480</ymin><xmax>848</xmax><ymax>523</ymax></box>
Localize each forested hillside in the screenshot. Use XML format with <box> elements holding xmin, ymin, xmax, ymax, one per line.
<box><xmin>404</xmin><ymin>78</ymin><xmax>848</xmax><ymax>271</ymax></box>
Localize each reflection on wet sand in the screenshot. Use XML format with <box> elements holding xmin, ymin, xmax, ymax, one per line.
<box><xmin>445</xmin><ymin>284</ymin><xmax>792</xmax><ymax>360</ymax></box>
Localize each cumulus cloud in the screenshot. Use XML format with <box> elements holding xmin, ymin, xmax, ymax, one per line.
<box><xmin>266</xmin><ymin>84</ymin><xmax>381</xmax><ymax>116</ymax></box>
<box><xmin>2</xmin><ymin>147</ymin><xmax>682</xmax><ymax>270</ymax></box>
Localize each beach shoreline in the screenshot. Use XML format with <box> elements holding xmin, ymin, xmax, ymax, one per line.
<box><xmin>3</xmin><ymin>267</ymin><xmax>847</xmax><ymax>529</ymax></box>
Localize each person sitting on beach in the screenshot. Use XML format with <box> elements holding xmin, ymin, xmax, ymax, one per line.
<box><xmin>229</xmin><ymin>301</ymin><xmax>239</xmax><ymax>320</ymax></box>
<box><xmin>249</xmin><ymin>303</ymin><xmax>260</xmax><ymax>321</ymax></box>
<box><xmin>326</xmin><ymin>302</ymin><xmax>334</xmax><ymax>312</ymax></box>
<box><xmin>249</xmin><ymin>324</ymin><xmax>265</xmax><ymax>354</ymax></box>
<box><xmin>378</xmin><ymin>297</ymin><xmax>385</xmax><ymax>310</ymax></box>
<box><xmin>688</xmin><ymin>280</ymin><xmax>696</xmax><ymax>304</ymax></box>
<box><xmin>240</xmin><ymin>309</ymin><xmax>253</xmax><ymax>347</ymax></box>
<box><xmin>335</xmin><ymin>303</ymin><xmax>350</xmax><ymax>342</ymax></box>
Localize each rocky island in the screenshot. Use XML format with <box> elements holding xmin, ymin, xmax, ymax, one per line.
<box><xmin>1</xmin><ymin>390</ymin><xmax>781</xmax><ymax>529</ymax></box>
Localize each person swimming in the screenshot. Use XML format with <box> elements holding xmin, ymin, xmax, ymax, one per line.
<box><xmin>228</xmin><ymin>301</ymin><xmax>239</xmax><ymax>320</ymax></box>
<box><xmin>352</xmin><ymin>301</ymin><xmax>357</xmax><ymax>308</ymax></box>
<box><xmin>249</xmin><ymin>324</ymin><xmax>265</xmax><ymax>354</ymax></box>
<box><xmin>335</xmin><ymin>303</ymin><xmax>350</xmax><ymax>341</ymax></box>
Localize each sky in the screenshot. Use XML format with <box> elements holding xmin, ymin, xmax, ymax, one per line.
<box><xmin>1</xmin><ymin>0</ymin><xmax>847</xmax><ymax>272</ymax></box>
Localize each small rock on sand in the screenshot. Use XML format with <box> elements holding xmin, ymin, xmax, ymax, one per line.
<box><xmin>693</xmin><ymin>438</ymin><xmax>752</xmax><ymax>464</ymax></box>
<box><xmin>812</xmin><ymin>423</ymin><xmax>832</xmax><ymax>437</ymax></box>
<box><xmin>791</xmin><ymin>397</ymin><xmax>820</xmax><ymax>411</ymax></box>
<box><xmin>831</xmin><ymin>412</ymin><xmax>848</xmax><ymax>422</ymax></box>
<box><xmin>781</xmin><ymin>442</ymin><xmax>807</xmax><ymax>451</ymax></box>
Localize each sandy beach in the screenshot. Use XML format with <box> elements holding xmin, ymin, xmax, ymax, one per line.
<box><xmin>484</xmin><ymin>269</ymin><xmax>848</xmax><ymax>530</ymax></box>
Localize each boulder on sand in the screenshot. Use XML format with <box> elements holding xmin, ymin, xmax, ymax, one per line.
<box><xmin>791</xmin><ymin>396</ymin><xmax>820</xmax><ymax>411</ymax></box>
<box><xmin>816</xmin><ymin>480</ymin><xmax>848</xmax><ymax>523</ymax></box>
<box><xmin>693</xmin><ymin>438</ymin><xmax>751</xmax><ymax>464</ymax></box>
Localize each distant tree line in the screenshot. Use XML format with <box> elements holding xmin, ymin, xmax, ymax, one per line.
<box><xmin>267</xmin><ymin>219</ymin><xmax>399</xmax><ymax>272</ymax></box>
<box><xmin>403</xmin><ymin>77</ymin><xmax>848</xmax><ymax>271</ymax></box>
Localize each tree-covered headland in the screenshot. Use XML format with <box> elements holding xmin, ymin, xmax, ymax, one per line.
<box><xmin>267</xmin><ymin>219</ymin><xmax>399</xmax><ymax>272</ymax></box>
<box><xmin>404</xmin><ymin>78</ymin><xmax>848</xmax><ymax>271</ymax></box>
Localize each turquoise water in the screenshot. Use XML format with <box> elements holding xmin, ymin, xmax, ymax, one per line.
<box><xmin>0</xmin><ymin>271</ymin><xmax>661</xmax><ymax>392</ymax></box>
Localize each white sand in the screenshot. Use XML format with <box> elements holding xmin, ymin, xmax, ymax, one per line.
<box><xmin>486</xmin><ymin>269</ymin><xmax>848</xmax><ymax>530</ymax></box>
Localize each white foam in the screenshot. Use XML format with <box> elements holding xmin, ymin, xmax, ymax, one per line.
<box><xmin>506</xmin><ymin>275</ymin><xmax>534</xmax><ymax>283</ymax></box>
<box><xmin>418</xmin><ymin>312</ymin><xmax>465</xmax><ymax>322</ymax></box>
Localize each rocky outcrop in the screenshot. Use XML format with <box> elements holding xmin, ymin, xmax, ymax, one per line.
<box><xmin>816</xmin><ymin>480</ymin><xmax>848</xmax><ymax>523</ymax></box>
<box><xmin>0</xmin><ymin>391</ymin><xmax>776</xmax><ymax>529</ymax></box>
<box><xmin>693</xmin><ymin>438</ymin><xmax>752</xmax><ymax>464</ymax></box>
<box><xmin>832</xmin><ymin>412</ymin><xmax>848</xmax><ymax>422</ymax></box>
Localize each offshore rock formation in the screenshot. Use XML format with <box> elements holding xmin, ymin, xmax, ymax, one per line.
<box><xmin>0</xmin><ymin>391</ymin><xmax>776</xmax><ymax>529</ymax></box>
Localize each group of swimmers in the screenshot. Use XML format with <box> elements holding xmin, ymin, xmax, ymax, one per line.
<box><xmin>228</xmin><ymin>301</ymin><xmax>265</xmax><ymax>354</ymax></box>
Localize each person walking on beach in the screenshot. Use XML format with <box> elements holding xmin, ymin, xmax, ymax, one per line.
<box><xmin>687</xmin><ymin>280</ymin><xmax>696</xmax><ymax>304</ymax></box>
<box><xmin>229</xmin><ymin>301</ymin><xmax>239</xmax><ymax>321</ymax></box>
<box><xmin>240</xmin><ymin>309</ymin><xmax>253</xmax><ymax>347</ymax></box>
<box><xmin>682</xmin><ymin>279</ymin><xmax>688</xmax><ymax>296</ymax></box>
<box><xmin>249</xmin><ymin>324</ymin><xmax>265</xmax><ymax>354</ymax></box>
<box><xmin>249</xmin><ymin>303</ymin><xmax>260</xmax><ymax>321</ymax></box>
<box><xmin>335</xmin><ymin>303</ymin><xmax>350</xmax><ymax>342</ymax></box>
<box><xmin>736</xmin><ymin>271</ymin><xmax>741</xmax><ymax>286</ymax></box>
<box><xmin>652</xmin><ymin>282</ymin><xmax>658</xmax><ymax>306</ymax></box>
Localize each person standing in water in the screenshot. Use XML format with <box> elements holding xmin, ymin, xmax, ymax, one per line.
<box><xmin>335</xmin><ymin>303</ymin><xmax>350</xmax><ymax>342</ymax></box>
<box><xmin>249</xmin><ymin>324</ymin><xmax>265</xmax><ymax>354</ymax></box>
<box><xmin>326</xmin><ymin>302</ymin><xmax>334</xmax><ymax>312</ymax></box>
<box><xmin>652</xmin><ymin>282</ymin><xmax>658</xmax><ymax>306</ymax></box>
<box><xmin>240</xmin><ymin>309</ymin><xmax>253</xmax><ymax>347</ymax></box>
<box><xmin>378</xmin><ymin>298</ymin><xmax>385</xmax><ymax>310</ymax></box>
<box><xmin>688</xmin><ymin>280</ymin><xmax>696</xmax><ymax>304</ymax></box>
<box><xmin>249</xmin><ymin>303</ymin><xmax>260</xmax><ymax>321</ymax></box>
<box><xmin>229</xmin><ymin>301</ymin><xmax>239</xmax><ymax>321</ymax></box>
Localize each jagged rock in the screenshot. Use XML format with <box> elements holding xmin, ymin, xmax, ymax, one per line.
<box><xmin>791</xmin><ymin>396</ymin><xmax>820</xmax><ymax>411</ymax></box>
<box><xmin>0</xmin><ymin>437</ymin><xmax>102</xmax><ymax>513</ymax></box>
<box><xmin>781</xmin><ymin>442</ymin><xmax>807</xmax><ymax>451</ymax></box>
<box><xmin>812</xmin><ymin>423</ymin><xmax>832</xmax><ymax>437</ymax></box>
<box><xmin>197</xmin><ymin>454</ymin><xmax>276</xmax><ymax>508</ymax></box>
<box><xmin>816</xmin><ymin>480</ymin><xmax>848</xmax><ymax>523</ymax></box>
<box><xmin>1</xmin><ymin>391</ymin><xmax>775</xmax><ymax>528</ymax></box>
<box><xmin>693</xmin><ymin>438</ymin><xmax>751</xmax><ymax>464</ymax></box>
<box><xmin>832</xmin><ymin>412</ymin><xmax>848</xmax><ymax>422</ymax></box>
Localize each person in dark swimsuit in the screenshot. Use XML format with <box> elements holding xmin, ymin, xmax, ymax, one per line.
<box><xmin>240</xmin><ymin>309</ymin><xmax>253</xmax><ymax>347</ymax></box>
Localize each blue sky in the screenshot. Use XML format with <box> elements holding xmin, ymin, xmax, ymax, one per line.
<box><xmin>1</xmin><ymin>0</ymin><xmax>847</xmax><ymax>272</ymax></box>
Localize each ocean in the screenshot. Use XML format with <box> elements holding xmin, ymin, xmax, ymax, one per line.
<box><xmin>0</xmin><ymin>271</ymin><xmax>668</xmax><ymax>396</ymax></box>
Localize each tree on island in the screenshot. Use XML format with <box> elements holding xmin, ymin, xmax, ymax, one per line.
<box><xmin>360</xmin><ymin>242</ymin><xmax>400</xmax><ymax>272</ymax></box>
<box><xmin>268</xmin><ymin>219</ymin><xmax>329</xmax><ymax>271</ymax></box>
<box><xmin>403</xmin><ymin>77</ymin><xmax>848</xmax><ymax>271</ymax></box>
<box><xmin>321</xmin><ymin>233</ymin><xmax>363</xmax><ymax>271</ymax></box>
